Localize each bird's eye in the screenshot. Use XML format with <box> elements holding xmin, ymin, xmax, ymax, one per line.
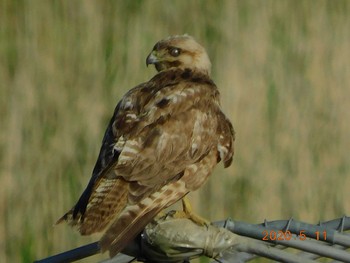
<box><xmin>169</xmin><ymin>47</ymin><xmax>181</xmax><ymax>57</ymax></box>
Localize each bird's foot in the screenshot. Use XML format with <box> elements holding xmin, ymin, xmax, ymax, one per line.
<box><xmin>172</xmin><ymin>197</ymin><xmax>210</xmax><ymax>226</ymax></box>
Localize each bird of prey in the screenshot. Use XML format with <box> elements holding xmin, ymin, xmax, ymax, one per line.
<box><xmin>57</xmin><ymin>34</ymin><xmax>235</xmax><ymax>257</ymax></box>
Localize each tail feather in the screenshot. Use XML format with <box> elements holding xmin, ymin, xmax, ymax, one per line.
<box><xmin>103</xmin><ymin>206</ymin><xmax>162</xmax><ymax>257</ymax></box>
<box><xmin>56</xmin><ymin>178</ymin><xmax>129</xmax><ymax>235</ymax></box>
<box><xmin>55</xmin><ymin>208</ymin><xmax>74</xmax><ymax>225</ymax></box>
<box><xmin>99</xmin><ymin>180</ymin><xmax>188</xmax><ymax>257</ymax></box>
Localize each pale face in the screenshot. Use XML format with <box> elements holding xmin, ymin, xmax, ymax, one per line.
<box><xmin>146</xmin><ymin>35</ymin><xmax>212</xmax><ymax>75</ymax></box>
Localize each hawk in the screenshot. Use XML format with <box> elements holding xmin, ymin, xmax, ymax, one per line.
<box><xmin>57</xmin><ymin>34</ymin><xmax>235</xmax><ymax>257</ymax></box>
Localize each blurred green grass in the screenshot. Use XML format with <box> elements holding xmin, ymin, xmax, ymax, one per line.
<box><xmin>1</xmin><ymin>0</ymin><xmax>350</xmax><ymax>262</ymax></box>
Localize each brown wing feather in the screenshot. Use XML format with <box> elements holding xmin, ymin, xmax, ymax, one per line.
<box><xmin>100</xmin><ymin>180</ymin><xmax>188</xmax><ymax>257</ymax></box>
<box><xmin>79</xmin><ymin>178</ymin><xmax>128</xmax><ymax>234</ymax></box>
<box><xmin>217</xmin><ymin>110</ymin><xmax>235</xmax><ymax>167</ymax></box>
<box><xmin>57</xmin><ymin>67</ymin><xmax>235</xmax><ymax>255</ymax></box>
<box><xmin>101</xmin><ymin>148</ymin><xmax>219</xmax><ymax>257</ymax></box>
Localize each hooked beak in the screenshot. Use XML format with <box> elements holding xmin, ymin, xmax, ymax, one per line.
<box><xmin>146</xmin><ymin>51</ymin><xmax>159</xmax><ymax>67</ymax></box>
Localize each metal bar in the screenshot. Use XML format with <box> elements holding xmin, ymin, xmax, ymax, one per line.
<box><xmin>34</xmin><ymin>242</ymin><xmax>100</xmax><ymax>263</ymax></box>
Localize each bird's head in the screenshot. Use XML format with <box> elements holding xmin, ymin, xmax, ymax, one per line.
<box><xmin>146</xmin><ymin>35</ymin><xmax>212</xmax><ymax>75</ymax></box>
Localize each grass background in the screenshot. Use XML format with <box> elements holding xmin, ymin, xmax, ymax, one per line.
<box><xmin>1</xmin><ymin>0</ymin><xmax>350</xmax><ymax>262</ymax></box>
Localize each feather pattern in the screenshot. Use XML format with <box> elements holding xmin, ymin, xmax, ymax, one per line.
<box><xmin>57</xmin><ymin>35</ymin><xmax>235</xmax><ymax>256</ymax></box>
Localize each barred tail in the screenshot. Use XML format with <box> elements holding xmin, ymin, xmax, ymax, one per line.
<box><xmin>100</xmin><ymin>180</ymin><xmax>188</xmax><ymax>257</ymax></box>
